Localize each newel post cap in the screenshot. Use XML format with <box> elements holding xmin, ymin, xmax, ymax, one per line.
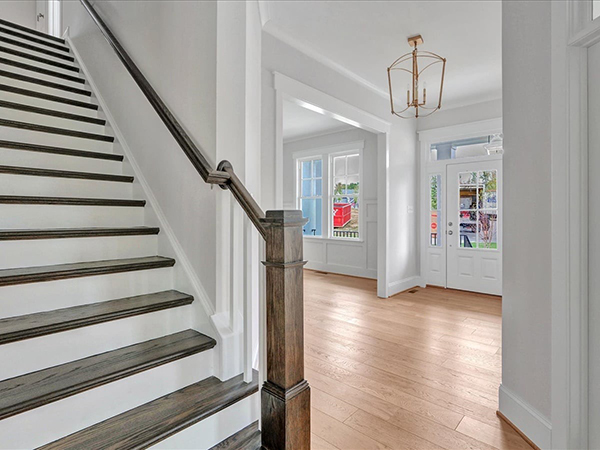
<box><xmin>259</xmin><ymin>210</ymin><xmax>309</xmax><ymax>227</ymax></box>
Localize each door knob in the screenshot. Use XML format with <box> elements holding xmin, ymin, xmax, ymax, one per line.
<box><xmin>37</xmin><ymin>13</ymin><xmax>44</xmax><ymax>21</ymax></box>
<box><xmin>448</xmin><ymin>222</ymin><xmax>453</xmax><ymax>226</ymax></box>
<box><xmin>448</xmin><ymin>230</ymin><xmax>454</xmax><ymax>235</ymax></box>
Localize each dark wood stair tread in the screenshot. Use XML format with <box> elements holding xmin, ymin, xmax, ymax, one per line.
<box><xmin>0</xmin><ymin>100</ymin><xmax>105</xmax><ymax>125</ymax></box>
<box><xmin>0</xmin><ymin>45</ymin><xmax>78</xmax><ymax>72</ymax></box>
<box><xmin>0</xmin><ymin>119</ymin><xmax>113</xmax><ymax>142</ymax></box>
<box><xmin>0</xmin><ymin>227</ymin><xmax>159</xmax><ymax>241</ymax></box>
<box><xmin>0</xmin><ymin>26</ymin><xmax>70</xmax><ymax>53</ymax></box>
<box><xmin>0</xmin><ymin>35</ymin><xmax>74</xmax><ymax>62</ymax></box>
<box><xmin>0</xmin><ymin>140</ymin><xmax>122</xmax><ymax>161</ymax></box>
<box><xmin>0</xmin><ymin>256</ymin><xmax>174</xmax><ymax>287</ymax></box>
<box><xmin>0</xmin><ymin>290</ymin><xmax>193</xmax><ymax>345</ymax></box>
<box><xmin>0</xmin><ymin>164</ymin><xmax>131</xmax><ymax>182</ymax></box>
<box><xmin>0</xmin><ymin>69</ymin><xmax>91</xmax><ymax>96</ymax></box>
<box><xmin>0</xmin><ymin>84</ymin><xmax>97</xmax><ymax>110</ymax></box>
<box><xmin>209</xmin><ymin>421</ymin><xmax>261</xmax><ymax>450</ymax></box>
<box><xmin>0</xmin><ymin>195</ymin><xmax>145</xmax><ymax>207</ymax></box>
<box><xmin>39</xmin><ymin>371</ymin><xmax>258</xmax><ymax>449</ymax></box>
<box><xmin>0</xmin><ymin>18</ymin><xmax>66</xmax><ymax>45</ymax></box>
<box><xmin>0</xmin><ymin>56</ymin><xmax>85</xmax><ymax>84</ymax></box>
<box><xmin>0</xmin><ymin>330</ymin><xmax>216</xmax><ymax>421</ymax></box>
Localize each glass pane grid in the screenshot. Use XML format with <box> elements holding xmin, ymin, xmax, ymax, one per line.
<box><xmin>458</xmin><ymin>170</ymin><xmax>498</xmax><ymax>250</ymax></box>
<box><xmin>332</xmin><ymin>153</ymin><xmax>360</xmax><ymax>239</ymax></box>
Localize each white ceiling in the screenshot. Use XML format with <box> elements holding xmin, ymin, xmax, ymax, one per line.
<box><xmin>264</xmin><ymin>1</ymin><xmax>502</xmax><ymax>110</ymax></box>
<box><xmin>283</xmin><ymin>100</ymin><xmax>354</xmax><ymax>142</ymax></box>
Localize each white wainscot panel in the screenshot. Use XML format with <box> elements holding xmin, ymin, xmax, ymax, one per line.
<box><xmin>326</xmin><ymin>242</ymin><xmax>365</xmax><ymax>269</ymax></box>
<box><xmin>367</xmin><ymin>222</ymin><xmax>377</xmax><ymax>271</ymax></box>
<box><xmin>429</xmin><ymin>253</ymin><xmax>442</xmax><ymax>273</ymax></box>
<box><xmin>366</xmin><ymin>201</ymin><xmax>377</xmax><ymax>221</ymax></box>
<box><xmin>482</xmin><ymin>257</ymin><xmax>498</xmax><ymax>280</ymax></box>
<box><xmin>458</xmin><ymin>255</ymin><xmax>475</xmax><ymax>277</ymax></box>
<box><xmin>303</xmin><ymin>239</ymin><xmax>325</xmax><ymax>264</ymax></box>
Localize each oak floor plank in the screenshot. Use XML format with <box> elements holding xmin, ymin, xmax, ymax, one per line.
<box><xmin>311</xmin><ymin>387</ymin><xmax>358</xmax><ymax>422</ymax></box>
<box><xmin>311</xmin><ymin>409</ymin><xmax>389</xmax><ymax>450</ymax></box>
<box><xmin>456</xmin><ymin>416</ymin><xmax>533</xmax><ymax>450</ymax></box>
<box><xmin>312</xmin><ymin>433</ymin><xmax>340</xmax><ymax>450</ymax></box>
<box><xmin>304</xmin><ymin>270</ymin><xmax>533</xmax><ymax>450</ymax></box>
<box><xmin>344</xmin><ymin>409</ymin><xmax>445</xmax><ymax>450</ymax></box>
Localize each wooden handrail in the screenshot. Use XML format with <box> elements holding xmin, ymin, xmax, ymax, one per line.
<box><xmin>79</xmin><ymin>0</ymin><xmax>267</xmax><ymax>240</ymax></box>
<box><xmin>79</xmin><ymin>2</ymin><xmax>310</xmax><ymax>447</ymax></box>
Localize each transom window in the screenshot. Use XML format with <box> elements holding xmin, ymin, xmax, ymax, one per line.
<box><xmin>298</xmin><ymin>158</ymin><xmax>323</xmax><ymax>236</ymax></box>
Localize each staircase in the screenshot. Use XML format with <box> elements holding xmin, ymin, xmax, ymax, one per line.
<box><xmin>0</xmin><ymin>18</ymin><xmax>258</xmax><ymax>449</ymax></box>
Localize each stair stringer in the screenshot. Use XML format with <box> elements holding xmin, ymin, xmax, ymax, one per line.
<box><xmin>64</xmin><ymin>29</ymin><xmax>244</xmax><ymax>384</ymax></box>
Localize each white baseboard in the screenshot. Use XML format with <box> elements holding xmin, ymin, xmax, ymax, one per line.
<box><xmin>305</xmin><ymin>261</ymin><xmax>377</xmax><ymax>279</ymax></box>
<box><xmin>499</xmin><ymin>384</ymin><xmax>552</xmax><ymax>449</ymax></box>
<box><xmin>387</xmin><ymin>275</ymin><xmax>422</xmax><ymax>297</ymax></box>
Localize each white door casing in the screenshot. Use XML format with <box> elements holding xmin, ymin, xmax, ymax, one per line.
<box><xmin>446</xmin><ymin>160</ymin><xmax>502</xmax><ymax>295</ymax></box>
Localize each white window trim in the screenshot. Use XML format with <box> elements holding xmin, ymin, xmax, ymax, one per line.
<box><xmin>328</xmin><ymin>148</ymin><xmax>364</xmax><ymax>241</ymax></box>
<box><xmin>293</xmin><ymin>140</ymin><xmax>365</xmax><ymax>242</ymax></box>
<box><xmin>295</xmin><ymin>155</ymin><xmax>323</xmax><ymax>237</ymax></box>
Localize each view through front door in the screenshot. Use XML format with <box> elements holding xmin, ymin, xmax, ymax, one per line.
<box><xmin>446</xmin><ymin>160</ymin><xmax>502</xmax><ymax>295</ymax></box>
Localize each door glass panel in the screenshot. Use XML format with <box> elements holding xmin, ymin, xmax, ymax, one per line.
<box><xmin>457</xmin><ymin>170</ymin><xmax>498</xmax><ymax>250</ymax></box>
<box><xmin>430</xmin><ymin>174</ymin><xmax>442</xmax><ymax>247</ymax></box>
<box><xmin>478</xmin><ymin>211</ymin><xmax>498</xmax><ymax>249</ymax></box>
<box><xmin>594</xmin><ymin>0</ymin><xmax>600</xmax><ymax>20</ymax></box>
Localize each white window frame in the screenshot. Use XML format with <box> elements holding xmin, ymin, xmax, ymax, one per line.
<box><xmin>296</xmin><ymin>155</ymin><xmax>323</xmax><ymax>237</ymax></box>
<box><xmin>328</xmin><ymin>149</ymin><xmax>363</xmax><ymax>241</ymax></box>
<box><xmin>292</xmin><ymin>140</ymin><xmax>365</xmax><ymax>242</ymax></box>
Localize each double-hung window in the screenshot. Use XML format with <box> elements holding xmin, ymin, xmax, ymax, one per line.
<box><xmin>331</xmin><ymin>152</ymin><xmax>360</xmax><ymax>239</ymax></box>
<box><xmin>298</xmin><ymin>157</ymin><xmax>323</xmax><ymax>236</ymax></box>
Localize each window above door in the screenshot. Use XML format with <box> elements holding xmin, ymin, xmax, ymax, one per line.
<box><xmin>430</xmin><ymin>134</ymin><xmax>503</xmax><ymax>162</ymax></box>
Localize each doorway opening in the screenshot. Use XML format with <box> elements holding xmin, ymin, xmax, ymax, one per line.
<box><xmin>419</xmin><ymin>120</ymin><xmax>503</xmax><ymax>296</ymax></box>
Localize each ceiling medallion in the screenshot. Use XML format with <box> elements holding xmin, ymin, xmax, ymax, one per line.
<box><xmin>387</xmin><ymin>34</ymin><xmax>446</xmax><ymax>119</ymax></box>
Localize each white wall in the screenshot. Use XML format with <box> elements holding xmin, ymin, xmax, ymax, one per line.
<box><xmin>500</xmin><ymin>0</ymin><xmax>552</xmax><ymax>446</ymax></box>
<box><xmin>0</xmin><ymin>1</ymin><xmax>36</xmax><ymax>29</ymax></box>
<box><xmin>261</xmin><ymin>32</ymin><xmax>419</xmax><ymax>296</ymax></box>
<box><xmin>62</xmin><ymin>1</ymin><xmax>218</xmax><ymax>305</ymax></box>
<box><xmin>417</xmin><ymin>98</ymin><xmax>502</xmax><ymax>132</ymax></box>
<box><xmin>283</xmin><ymin>128</ymin><xmax>378</xmax><ymax>278</ymax></box>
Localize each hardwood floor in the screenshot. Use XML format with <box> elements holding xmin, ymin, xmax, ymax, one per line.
<box><xmin>304</xmin><ymin>270</ymin><xmax>531</xmax><ymax>450</ymax></box>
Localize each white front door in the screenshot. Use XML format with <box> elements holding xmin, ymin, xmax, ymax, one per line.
<box><xmin>35</xmin><ymin>0</ymin><xmax>48</xmax><ymax>33</ymax></box>
<box><xmin>446</xmin><ymin>160</ymin><xmax>502</xmax><ymax>295</ymax></box>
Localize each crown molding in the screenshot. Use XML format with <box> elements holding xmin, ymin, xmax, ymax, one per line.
<box><xmin>263</xmin><ymin>21</ymin><xmax>390</xmax><ymax>102</ymax></box>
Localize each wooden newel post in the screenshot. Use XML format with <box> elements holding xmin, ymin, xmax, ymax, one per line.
<box><xmin>259</xmin><ymin>210</ymin><xmax>310</xmax><ymax>450</ymax></box>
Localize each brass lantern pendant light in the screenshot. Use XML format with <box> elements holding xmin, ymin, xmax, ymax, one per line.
<box><xmin>387</xmin><ymin>34</ymin><xmax>446</xmax><ymax>119</ymax></box>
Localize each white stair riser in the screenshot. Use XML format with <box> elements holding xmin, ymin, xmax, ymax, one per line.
<box><xmin>0</xmin><ymin>106</ymin><xmax>106</xmax><ymax>134</ymax></box>
<box><xmin>0</xmin><ymin>235</ymin><xmax>157</xmax><ymax>269</ymax></box>
<box><xmin>0</xmin><ymin>74</ymin><xmax>92</xmax><ymax>102</ymax></box>
<box><xmin>0</xmin><ymin>148</ymin><xmax>123</xmax><ymax>174</ymax></box>
<box><xmin>155</xmin><ymin>394</ymin><xmax>259</xmax><ymax>449</ymax></box>
<box><xmin>0</xmin><ymin>124</ymin><xmax>113</xmax><ymax>153</ymax></box>
<box><xmin>0</xmin><ymin>349</ymin><xmax>215</xmax><ymax>449</ymax></box>
<box><xmin>0</xmin><ymin>90</ymin><xmax>98</xmax><ymax>117</ymax></box>
<box><xmin>0</xmin><ymin>173</ymin><xmax>133</xmax><ymax>198</ymax></box>
<box><xmin>0</xmin><ymin>304</ymin><xmax>192</xmax><ymax>379</ymax></box>
<box><xmin>0</xmin><ymin>267</ymin><xmax>174</xmax><ymax>316</ymax></box>
<box><xmin>0</xmin><ymin>204</ymin><xmax>144</xmax><ymax>228</ymax></box>
<box><xmin>0</xmin><ymin>40</ymin><xmax>76</xmax><ymax>67</ymax></box>
<box><xmin>0</xmin><ymin>62</ymin><xmax>85</xmax><ymax>90</ymax></box>
<box><xmin>0</xmin><ymin>31</ymin><xmax>71</xmax><ymax>54</ymax></box>
<box><xmin>0</xmin><ymin>49</ymin><xmax>80</xmax><ymax>78</ymax></box>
